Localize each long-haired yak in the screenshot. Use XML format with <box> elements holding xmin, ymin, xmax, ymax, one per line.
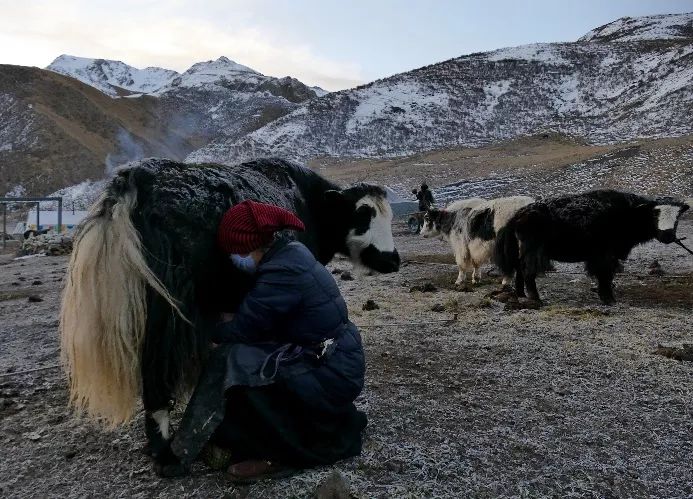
<box><xmin>60</xmin><ymin>158</ymin><xmax>400</xmax><ymax>458</ymax></box>
<box><xmin>495</xmin><ymin>189</ymin><xmax>689</xmax><ymax>304</ymax></box>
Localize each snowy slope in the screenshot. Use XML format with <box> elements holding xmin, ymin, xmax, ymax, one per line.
<box><xmin>187</xmin><ymin>13</ymin><xmax>693</xmax><ymax>165</ymax></box>
<box><xmin>47</xmin><ymin>55</ymin><xmax>177</xmax><ymax>96</ymax></box>
<box><xmin>580</xmin><ymin>12</ymin><xmax>693</xmax><ymax>43</ymax></box>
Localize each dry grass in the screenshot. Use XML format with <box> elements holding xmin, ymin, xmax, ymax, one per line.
<box><xmin>309</xmin><ymin>134</ymin><xmax>693</xmax><ymax>192</ymax></box>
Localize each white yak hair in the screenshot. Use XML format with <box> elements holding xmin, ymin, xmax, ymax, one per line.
<box><xmin>60</xmin><ymin>187</ymin><xmax>185</xmax><ymax>426</ymax></box>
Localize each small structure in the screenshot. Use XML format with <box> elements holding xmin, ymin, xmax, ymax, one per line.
<box><xmin>0</xmin><ymin>196</ymin><xmax>65</xmax><ymax>250</ymax></box>
<box><xmin>23</xmin><ymin>208</ymin><xmax>89</xmax><ymax>233</ymax></box>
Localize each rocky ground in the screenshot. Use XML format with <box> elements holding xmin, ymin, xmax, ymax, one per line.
<box><xmin>0</xmin><ymin>220</ymin><xmax>691</xmax><ymax>498</ymax></box>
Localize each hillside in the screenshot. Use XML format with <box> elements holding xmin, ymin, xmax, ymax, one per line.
<box><xmin>2</xmin><ymin>56</ymin><xmax>322</xmax><ymax>196</ymax></box>
<box><xmin>188</xmin><ymin>13</ymin><xmax>693</xmax><ymax>165</ymax></box>
<box><xmin>0</xmin><ymin>65</ymin><xmax>196</xmax><ymax>197</ymax></box>
<box><xmin>311</xmin><ymin>134</ymin><xmax>693</xmax><ymax>204</ymax></box>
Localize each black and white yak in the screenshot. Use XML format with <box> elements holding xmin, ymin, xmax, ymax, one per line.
<box><xmin>421</xmin><ymin>196</ymin><xmax>534</xmax><ymax>285</ymax></box>
<box><xmin>59</xmin><ymin>158</ymin><xmax>400</xmax><ymax>460</ymax></box>
<box><xmin>495</xmin><ymin>189</ymin><xmax>689</xmax><ymax>304</ymax></box>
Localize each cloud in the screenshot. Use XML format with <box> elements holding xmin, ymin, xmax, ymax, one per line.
<box><xmin>0</xmin><ymin>0</ymin><xmax>365</xmax><ymax>90</ymax></box>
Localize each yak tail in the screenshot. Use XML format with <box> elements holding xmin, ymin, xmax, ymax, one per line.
<box><xmin>494</xmin><ymin>222</ymin><xmax>520</xmax><ymax>277</ymax></box>
<box><xmin>60</xmin><ymin>180</ymin><xmax>186</xmax><ymax>427</ymax></box>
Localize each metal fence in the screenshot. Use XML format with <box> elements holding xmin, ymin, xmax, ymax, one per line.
<box><xmin>0</xmin><ymin>197</ymin><xmax>63</xmax><ymax>250</ymax></box>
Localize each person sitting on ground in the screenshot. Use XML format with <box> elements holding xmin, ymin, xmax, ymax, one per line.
<box><xmin>156</xmin><ymin>200</ymin><xmax>367</xmax><ymax>483</ymax></box>
<box><xmin>414</xmin><ymin>183</ymin><xmax>435</xmax><ymax>211</ymax></box>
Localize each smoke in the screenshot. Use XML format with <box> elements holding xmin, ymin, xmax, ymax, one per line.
<box><xmin>105</xmin><ymin>128</ymin><xmax>146</xmax><ymax>175</ymax></box>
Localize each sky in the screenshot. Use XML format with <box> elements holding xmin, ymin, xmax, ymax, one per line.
<box><xmin>0</xmin><ymin>0</ymin><xmax>691</xmax><ymax>91</ymax></box>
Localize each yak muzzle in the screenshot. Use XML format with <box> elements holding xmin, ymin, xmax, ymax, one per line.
<box><xmin>360</xmin><ymin>245</ymin><xmax>400</xmax><ymax>274</ymax></box>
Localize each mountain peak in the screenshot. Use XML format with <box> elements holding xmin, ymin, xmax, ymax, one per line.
<box><xmin>47</xmin><ymin>54</ymin><xmax>178</xmax><ymax>96</ymax></box>
<box><xmin>185</xmin><ymin>56</ymin><xmax>258</xmax><ymax>75</ymax></box>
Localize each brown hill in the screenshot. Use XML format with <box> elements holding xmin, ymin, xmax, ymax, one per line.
<box><xmin>0</xmin><ymin>64</ymin><xmax>197</xmax><ymax>196</ymax></box>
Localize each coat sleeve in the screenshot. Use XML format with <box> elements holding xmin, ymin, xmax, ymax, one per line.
<box><xmin>213</xmin><ymin>268</ymin><xmax>302</xmax><ymax>343</ymax></box>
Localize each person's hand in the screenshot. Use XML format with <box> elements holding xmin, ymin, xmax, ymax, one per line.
<box><xmin>219</xmin><ymin>312</ymin><xmax>235</xmax><ymax>322</ymax></box>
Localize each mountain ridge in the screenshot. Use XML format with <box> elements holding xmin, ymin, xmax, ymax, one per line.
<box><xmin>188</xmin><ymin>12</ymin><xmax>693</xmax><ymax>165</ymax></box>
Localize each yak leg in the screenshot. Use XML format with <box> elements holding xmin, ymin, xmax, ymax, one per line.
<box><xmin>514</xmin><ymin>270</ymin><xmax>526</xmax><ymax>297</ymax></box>
<box><xmin>471</xmin><ymin>266</ymin><xmax>480</xmax><ymax>285</ymax></box>
<box><xmin>586</xmin><ymin>256</ymin><xmax>617</xmax><ymax>305</ymax></box>
<box><xmin>519</xmin><ymin>238</ymin><xmax>543</xmax><ymax>302</ymax></box>
<box><xmin>455</xmin><ymin>267</ymin><xmax>466</xmax><ymax>285</ymax></box>
<box><xmin>524</xmin><ymin>271</ymin><xmax>540</xmax><ymax>302</ymax></box>
<box><xmin>142</xmin><ymin>373</ymin><xmax>173</xmax><ymax>460</ymax></box>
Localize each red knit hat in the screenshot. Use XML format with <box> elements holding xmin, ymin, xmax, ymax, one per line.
<box><xmin>217</xmin><ymin>200</ymin><xmax>305</xmax><ymax>254</ymax></box>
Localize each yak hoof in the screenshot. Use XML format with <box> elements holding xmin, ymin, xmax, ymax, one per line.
<box><xmin>154</xmin><ymin>462</ymin><xmax>190</xmax><ymax>478</ymax></box>
<box><xmin>599</xmin><ymin>295</ymin><xmax>616</xmax><ymax>306</ymax></box>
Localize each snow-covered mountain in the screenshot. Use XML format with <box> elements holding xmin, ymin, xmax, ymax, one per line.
<box><xmin>188</xmin><ymin>13</ymin><xmax>693</xmax><ymax>165</ymax></box>
<box><xmin>151</xmin><ymin>56</ymin><xmax>322</xmax><ymax>147</ymax></box>
<box><xmin>47</xmin><ymin>55</ymin><xmax>177</xmax><ymax>96</ymax></box>
<box><xmin>47</xmin><ymin>54</ymin><xmax>323</xmax><ymax>147</ymax></box>
<box><xmin>579</xmin><ymin>12</ymin><xmax>693</xmax><ymax>42</ymax></box>
<box><xmin>1</xmin><ymin>55</ymin><xmax>323</xmax><ymax>196</ymax></box>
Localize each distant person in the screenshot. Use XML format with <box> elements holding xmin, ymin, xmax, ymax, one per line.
<box><xmin>413</xmin><ymin>183</ymin><xmax>435</xmax><ymax>211</ymax></box>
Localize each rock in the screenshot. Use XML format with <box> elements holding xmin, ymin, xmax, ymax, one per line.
<box><xmin>315</xmin><ymin>470</ymin><xmax>351</xmax><ymax>499</ymax></box>
<box><xmin>19</xmin><ymin>233</ymin><xmax>73</xmax><ymax>257</ymax></box>
<box><xmin>654</xmin><ymin>344</ymin><xmax>693</xmax><ymax>362</ymax></box>
<box><xmin>340</xmin><ymin>271</ymin><xmax>354</xmax><ymax>281</ymax></box>
<box><xmin>31</xmin><ymin>280</ymin><xmax>42</xmax><ymax>286</ymax></box>
<box><xmin>431</xmin><ymin>303</ymin><xmax>446</xmax><ymax>312</ymax></box>
<box><xmin>23</xmin><ymin>431</ymin><xmax>42</xmax><ymax>441</ymax></box>
<box><xmin>28</xmin><ymin>295</ymin><xmax>43</xmax><ymax>303</ymax></box>
<box><xmin>362</xmin><ymin>299</ymin><xmax>379</xmax><ymax>311</ymax></box>
<box><xmin>331</xmin><ymin>268</ymin><xmax>344</xmax><ymax>275</ymax></box>
<box><xmin>648</xmin><ymin>259</ymin><xmax>665</xmax><ymax>275</ymax></box>
<box><xmin>409</xmin><ymin>283</ymin><xmax>437</xmax><ymax>293</ymax></box>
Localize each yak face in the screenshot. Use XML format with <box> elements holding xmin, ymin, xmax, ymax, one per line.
<box><xmin>420</xmin><ymin>209</ymin><xmax>443</xmax><ymax>238</ymax></box>
<box><xmin>325</xmin><ymin>185</ymin><xmax>400</xmax><ymax>274</ymax></box>
<box><xmin>654</xmin><ymin>203</ymin><xmax>689</xmax><ymax>244</ymax></box>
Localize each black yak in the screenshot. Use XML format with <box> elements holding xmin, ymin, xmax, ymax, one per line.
<box><xmin>495</xmin><ymin>189</ymin><xmax>689</xmax><ymax>304</ymax></box>
<box><xmin>59</xmin><ymin>158</ymin><xmax>400</xmax><ymax>459</ymax></box>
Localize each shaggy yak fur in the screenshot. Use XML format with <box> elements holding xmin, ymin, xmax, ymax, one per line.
<box><xmin>421</xmin><ymin>196</ymin><xmax>533</xmax><ymax>285</ymax></box>
<box><xmin>495</xmin><ymin>189</ymin><xmax>689</xmax><ymax>304</ymax></box>
<box><xmin>60</xmin><ymin>158</ymin><xmax>400</xmax><ymax>460</ymax></box>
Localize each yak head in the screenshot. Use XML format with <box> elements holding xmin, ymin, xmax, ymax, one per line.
<box><xmin>653</xmin><ymin>199</ymin><xmax>689</xmax><ymax>244</ymax></box>
<box><xmin>420</xmin><ymin>208</ymin><xmax>445</xmax><ymax>238</ymax></box>
<box><xmin>324</xmin><ymin>184</ymin><xmax>400</xmax><ymax>274</ymax></box>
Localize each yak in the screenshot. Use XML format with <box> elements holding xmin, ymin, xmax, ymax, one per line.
<box><xmin>59</xmin><ymin>158</ymin><xmax>400</xmax><ymax>461</ymax></box>
<box><xmin>495</xmin><ymin>189</ymin><xmax>689</xmax><ymax>304</ymax></box>
<box><xmin>421</xmin><ymin>196</ymin><xmax>533</xmax><ymax>285</ymax></box>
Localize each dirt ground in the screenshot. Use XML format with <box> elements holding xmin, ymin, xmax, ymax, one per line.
<box><xmin>1</xmin><ymin>220</ymin><xmax>692</xmax><ymax>498</ymax></box>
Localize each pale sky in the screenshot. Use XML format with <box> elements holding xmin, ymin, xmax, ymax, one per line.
<box><xmin>0</xmin><ymin>0</ymin><xmax>691</xmax><ymax>91</ymax></box>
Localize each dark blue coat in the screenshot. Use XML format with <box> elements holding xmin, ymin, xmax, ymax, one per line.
<box><xmin>214</xmin><ymin>239</ymin><xmax>365</xmax><ymax>414</ymax></box>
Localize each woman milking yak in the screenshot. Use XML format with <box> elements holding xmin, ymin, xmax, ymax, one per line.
<box><xmin>60</xmin><ymin>158</ymin><xmax>400</xmax><ymax>483</ymax></box>
<box><xmin>156</xmin><ymin>200</ymin><xmax>367</xmax><ymax>480</ymax></box>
